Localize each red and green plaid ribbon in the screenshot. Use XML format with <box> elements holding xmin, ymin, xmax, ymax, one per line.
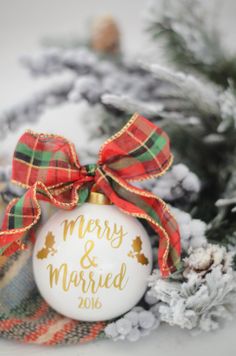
<box><xmin>0</xmin><ymin>113</ymin><xmax>181</xmax><ymax>277</ymax></box>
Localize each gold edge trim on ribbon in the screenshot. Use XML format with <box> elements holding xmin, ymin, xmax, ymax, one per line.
<box><xmin>97</xmin><ymin>112</ymin><xmax>139</xmax><ymax>163</ymax></box>
<box><xmin>11</xmin><ymin>129</ymin><xmax>82</xmax><ymax>188</ymax></box>
<box><xmin>0</xmin><ymin>180</ymin><xmax>80</xmax><ymax>239</ymax></box>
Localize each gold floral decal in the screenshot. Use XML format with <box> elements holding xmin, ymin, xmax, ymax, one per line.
<box><xmin>36</xmin><ymin>231</ymin><xmax>57</xmax><ymax>259</ymax></box>
<box><xmin>128</xmin><ymin>236</ymin><xmax>149</xmax><ymax>265</ymax></box>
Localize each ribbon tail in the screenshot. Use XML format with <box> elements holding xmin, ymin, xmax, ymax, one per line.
<box><xmin>96</xmin><ymin>168</ymin><xmax>181</xmax><ymax>277</ymax></box>
<box><xmin>0</xmin><ymin>184</ymin><xmax>41</xmax><ymax>256</ymax></box>
<box><xmin>0</xmin><ymin>181</ymin><xmax>90</xmax><ymax>257</ymax></box>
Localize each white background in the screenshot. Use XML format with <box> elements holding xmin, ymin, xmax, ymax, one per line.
<box><xmin>1</xmin><ymin>0</ymin><xmax>236</xmax><ymax>355</ymax></box>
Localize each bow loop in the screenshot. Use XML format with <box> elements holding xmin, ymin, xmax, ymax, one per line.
<box><xmin>0</xmin><ymin>113</ymin><xmax>181</xmax><ymax>277</ymax></box>
<box><xmin>12</xmin><ymin>130</ymin><xmax>82</xmax><ymax>189</ymax></box>
<box><xmin>98</xmin><ymin>113</ymin><xmax>173</xmax><ymax>182</ymax></box>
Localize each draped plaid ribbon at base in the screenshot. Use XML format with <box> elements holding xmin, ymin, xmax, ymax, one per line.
<box><xmin>0</xmin><ymin>245</ymin><xmax>106</xmax><ymax>345</ymax></box>
<box><xmin>0</xmin><ymin>113</ymin><xmax>181</xmax><ymax>277</ymax></box>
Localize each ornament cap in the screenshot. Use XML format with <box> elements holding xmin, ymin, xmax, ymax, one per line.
<box><xmin>87</xmin><ymin>192</ymin><xmax>112</xmax><ymax>205</ymax></box>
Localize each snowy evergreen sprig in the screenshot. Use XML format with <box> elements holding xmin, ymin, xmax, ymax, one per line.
<box><xmin>104</xmin><ymin>306</ymin><xmax>160</xmax><ymax>342</ymax></box>
<box><xmin>0</xmin><ymin>46</ymin><xmax>175</xmax><ymax>138</ymax></box>
<box><xmin>142</xmin><ymin>62</ymin><xmax>236</xmax><ymax>136</ymax></box>
<box><xmin>147</xmin><ymin>0</ymin><xmax>236</xmax><ymax>87</ymax></box>
<box><xmin>138</xmin><ymin>163</ymin><xmax>201</xmax><ymax>205</ymax></box>
<box><xmin>104</xmin><ymin>62</ymin><xmax>236</xmax><ymax>142</ymax></box>
<box><xmin>146</xmin><ymin>244</ymin><xmax>236</xmax><ymax>333</ymax></box>
<box><xmin>20</xmin><ymin>47</ymin><xmax>98</xmax><ymax>76</ymax></box>
<box><xmin>171</xmin><ymin>206</ymin><xmax>207</xmax><ymax>252</ymax></box>
<box><xmin>0</xmin><ymin>71</ymin><xmax>75</xmax><ymax>138</ymax></box>
<box><xmin>101</xmin><ymin>93</ymin><xmax>164</xmax><ymax>118</ymax></box>
<box><xmin>141</xmin><ymin>62</ymin><xmax>220</xmax><ymax>118</ymax></box>
<box><xmin>19</xmin><ymin>46</ymin><xmax>209</xmax><ymax>123</ymax></box>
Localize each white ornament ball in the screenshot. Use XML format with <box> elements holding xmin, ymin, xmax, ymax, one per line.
<box><xmin>32</xmin><ymin>194</ymin><xmax>153</xmax><ymax>321</ymax></box>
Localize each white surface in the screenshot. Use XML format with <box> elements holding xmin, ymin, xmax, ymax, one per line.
<box><xmin>1</xmin><ymin>321</ymin><xmax>236</xmax><ymax>356</ymax></box>
<box><xmin>1</xmin><ymin>0</ymin><xmax>236</xmax><ymax>354</ymax></box>
<box><xmin>33</xmin><ymin>203</ymin><xmax>152</xmax><ymax>321</ymax></box>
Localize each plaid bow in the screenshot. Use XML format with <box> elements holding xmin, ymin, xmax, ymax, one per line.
<box><xmin>0</xmin><ymin>113</ymin><xmax>181</xmax><ymax>277</ymax></box>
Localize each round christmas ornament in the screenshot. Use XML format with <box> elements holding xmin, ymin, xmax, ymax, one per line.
<box><xmin>33</xmin><ymin>192</ymin><xmax>153</xmax><ymax>321</ymax></box>
<box><xmin>0</xmin><ymin>113</ymin><xmax>181</xmax><ymax>325</ymax></box>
